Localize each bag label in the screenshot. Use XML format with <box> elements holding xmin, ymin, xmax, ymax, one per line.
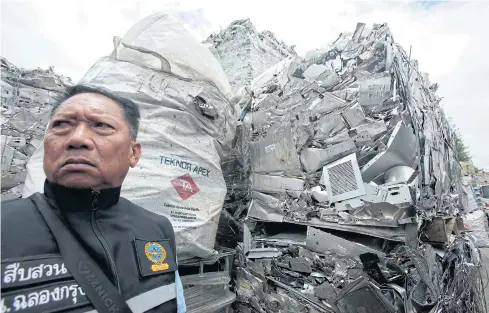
<box><xmin>160</xmin><ymin>156</ymin><xmax>210</xmax><ymax>177</ymax></box>
<box><xmin>163</xmin><ymin>203</ymin><xmax>199</xmax><ymax>226</ymax></box>
<box><xmin>171</xmin><ymin>173</ymin><xmax>200</xmax><ymax>200</ymax></box>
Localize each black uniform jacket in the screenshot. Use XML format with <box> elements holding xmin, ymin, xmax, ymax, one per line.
<box><xmin>1</xmin><ymin>180</ymin><xmax>178</xmax><ymax>313</ymax></box>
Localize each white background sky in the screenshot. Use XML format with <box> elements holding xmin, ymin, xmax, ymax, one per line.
<box><xmin>1</xmin><ymin>0</ymin><xmax>488</xmax><ymax>169</ymax></box>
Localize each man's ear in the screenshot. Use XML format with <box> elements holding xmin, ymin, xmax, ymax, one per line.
<box><xmin>129</xmin><ymin>141</ymin><xmax>142</xmax><ymax>168</ymax></box>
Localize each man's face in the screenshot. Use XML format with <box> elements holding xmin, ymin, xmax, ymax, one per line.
<box><xmin>44</xmin><ymin>92</ymin><xmax>141</xmax><ymax>190</ymax></box>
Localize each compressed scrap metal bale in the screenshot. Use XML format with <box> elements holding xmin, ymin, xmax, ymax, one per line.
<box><xmin>1</xmin><ymin>57</ymin><xmax>71</xmax><ymax>194</ymax></box>
<box><xmin>230</xmin><ymin>21</ymin><xmax>482</xmax><ymax>313</ymax></box>
<box><xmin>233</xmin><ymin>20</ymin><xmax>465</xmax><ymax>234</ymax></box>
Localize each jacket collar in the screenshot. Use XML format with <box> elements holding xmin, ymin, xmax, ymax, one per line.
<box><xmin>43</xmin><ymin>179</ymin><xmax>121</xmax><ymax>212</ymax></box>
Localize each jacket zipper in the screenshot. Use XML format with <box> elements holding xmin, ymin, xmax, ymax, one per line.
<box><xmin>90</xmin><ymin>190</ymin><xmax>122</xmax><ymax>292</ymax></box>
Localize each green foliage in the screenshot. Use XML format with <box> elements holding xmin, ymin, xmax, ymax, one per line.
<box><xmin>443</xmin><ymin>110</ymin><xmax>471</xmax><ymax>163</ymax></box>
<box><xmin>454</xmin><ymin>130</ymin><xmax>471</xmax><ymax>162</ymax></box>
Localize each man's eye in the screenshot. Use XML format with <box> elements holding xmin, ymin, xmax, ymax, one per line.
<box><xmin>95</xmin><ymin>122</ymin><xmax>113</xmax><ymax>128</ymax></box>
<box><xmin>52</xmin><ymin>121</ymin><xmax>69</xmax><ymax>127</ymax></box>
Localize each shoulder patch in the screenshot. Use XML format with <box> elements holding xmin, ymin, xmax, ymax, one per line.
<box><xmin>133</xmin><ymin>239</ymin><xmax>177</xmax><ymax>278</ymax></box>
<box><xmin>2</xmin><ymin>255</ymin><xmax>72</xmax><ymax>290</ymax></box>
<box><xmin>1</xmin><ymin>279</ymin><xmax>90</xmax><ymax>313</ymax></box>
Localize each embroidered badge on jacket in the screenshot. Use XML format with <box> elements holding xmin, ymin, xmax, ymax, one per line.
<box><xmin>133</xmin><ymin>239</ymin><xmax>177</xmax><ymax>278</ymax></box>
<box><xmin>144</xmin><ymin>242</ymin><xmax>169</xmax><ymax>272</ymax></box>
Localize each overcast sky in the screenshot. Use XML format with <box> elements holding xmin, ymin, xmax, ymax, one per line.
<box><xmin>1</xmin><ymin>0</ymin><xmax>488</xmax><ymax>169</ymax></box>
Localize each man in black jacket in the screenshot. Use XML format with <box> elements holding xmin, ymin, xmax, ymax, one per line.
<box><xmin>1</xmin><ymin>85</ymin><xmax>186</xmax><ymax>313</ymax></box>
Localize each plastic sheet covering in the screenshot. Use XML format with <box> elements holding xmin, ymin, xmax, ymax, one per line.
<box><xmin>462</xmin><ymin>179</ymin><xmax>480</xmax><ymax>213</ymax></box>
<box><xmin>22</xmin><ymin>125</ymin><xmax>49</xmax><ymax>198</ymax></box>
<box><xmin>22</xmin><ymin>13</ymin><xmax>237</xmax><ymax>260</ymax></box>
<box><xmin>462</xmin><ymin>209</ymin><xmax>489</xmax><ymax>248</ymax></box>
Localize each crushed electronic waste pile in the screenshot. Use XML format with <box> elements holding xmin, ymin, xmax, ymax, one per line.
<box><xmin>2</xmin><ymin>14</ymin><xmax>488</xmax><ymax>313</ymax></box>
<box><xmin>1</xmin><ymin>57</ymin><xmax>72</xmax><ymax>200</ymax></box>
<box><xmin>215</xmin><ymin>22</ymin><xmax>488</xmax><ymax>313</ymax></box>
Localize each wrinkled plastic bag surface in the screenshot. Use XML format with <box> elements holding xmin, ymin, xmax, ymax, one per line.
<box><xmin>463</xmin><ymin>209</ymin><xmax>489</xmax><ymax>248</ymax></box>
<box><xmin>22</xmin><ymin>13</ymin><xmax>237</xmax><ymax>260</ymax></box>
<box><xmin>461</xmin><ymin>181</ymin><xmax>479</xmax><ymax>213</ymax></box>
<box><xmin>113</xmin><ymin>12</ymin><xmax>232</xmax><ymax>99</ymax></box>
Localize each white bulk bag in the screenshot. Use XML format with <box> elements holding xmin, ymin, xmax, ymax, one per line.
<box><xmin>22</xmin><ymin>13</ymin><xmax>237</xmax><ymax>260</ymax></box>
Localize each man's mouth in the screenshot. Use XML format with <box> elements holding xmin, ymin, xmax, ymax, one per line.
<box><xmin>63</xmin><ymin>158</ymin><xmax>95</xmax><ymax>168</ymax></box>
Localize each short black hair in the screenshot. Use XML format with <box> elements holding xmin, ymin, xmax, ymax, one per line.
<box><xmin>50</xmin><ymin>85</ymin><xmax>140</xmax><ymax>140</ymax></box>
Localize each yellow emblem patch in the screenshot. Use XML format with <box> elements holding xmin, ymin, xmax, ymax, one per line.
<box><xmin>144</xmin><ymin>242</ymin><xmax>169</xmax><ymax>272</ymax></box>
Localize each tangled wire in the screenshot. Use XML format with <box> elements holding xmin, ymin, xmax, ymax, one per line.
<box><xmin>440</xmin><ymin>235</ymin><xmax>487</xmax><ymax>313</ymax></box>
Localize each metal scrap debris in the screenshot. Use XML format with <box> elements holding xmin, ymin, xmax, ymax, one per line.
<box><xmin>1</xmin><ymin>57</ymin><xmax>71</xmax><ymax>198</ymax></box>
<box><xmin>221</xmin><ymin>21</ymin><xmax>485</xmax><ymax>313</ymax></box>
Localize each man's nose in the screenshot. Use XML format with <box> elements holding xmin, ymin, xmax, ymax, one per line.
<box><xmin>65</xmin><ymin>123</ymin><xmax>94</xmax><ymax>150</ymax></box>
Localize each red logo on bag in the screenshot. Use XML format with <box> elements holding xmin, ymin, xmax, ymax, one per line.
<box><xmin>171</xmin><ymin>173</ymin><xmax>200</xmax><ymax>200</ymax></box>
